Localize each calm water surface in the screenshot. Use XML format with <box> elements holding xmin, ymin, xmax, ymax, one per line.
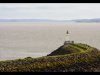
<box><xmin>0</xmin><ymin>22</ymin><xmax>100</xmax><ymax>60</ymax></box>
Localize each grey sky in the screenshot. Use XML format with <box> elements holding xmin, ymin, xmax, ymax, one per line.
<box><xmin>0</xmin><ymin>3</ymin><xmax>100</xmax><ymax>20</ymax></box>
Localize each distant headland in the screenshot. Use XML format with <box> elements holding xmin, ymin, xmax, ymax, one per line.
<box><xmin>0</xmin><ymin>18</ymin><xmax>100</xmax><ymax>22</ymax></box>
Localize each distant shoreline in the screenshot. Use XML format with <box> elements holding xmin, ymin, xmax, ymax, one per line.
<box><xmin>0</xmin><ymin>18</ymin><xmax>100</xmax><ymax>23</ymax></box>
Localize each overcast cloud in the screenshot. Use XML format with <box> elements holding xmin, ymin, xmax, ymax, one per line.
<box><xmin>0</xmin><ymin>3</ymin><xmax>100</xmax><ymax>20</ymax></box>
